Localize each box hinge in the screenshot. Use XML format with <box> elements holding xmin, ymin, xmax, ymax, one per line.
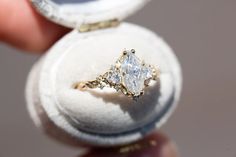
<box><xmin>78</xmin><ymin>19</ymin><xmax>120</xmax><ymax>33</ymax></box>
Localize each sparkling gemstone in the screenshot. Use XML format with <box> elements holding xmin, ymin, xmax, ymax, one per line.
<box><xmin>107</xmin><ymin>66</ymin><xmax>121</xmax><ymax>84</ymax></box>
<box><xmin>142</xmin><ymin>66</ymin><xmax>153</xmax><ymax>79</ymax></box>
<box><xmin>120</xmin><ymin>51</ymin><xmax>145</xmax><ymax>95</ymax></box>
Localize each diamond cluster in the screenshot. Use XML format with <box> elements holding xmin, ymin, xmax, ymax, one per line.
<box><xmin>105</xmin><ymin>49</ymin><xmax>157</xmax><ymax>98</ymax></box>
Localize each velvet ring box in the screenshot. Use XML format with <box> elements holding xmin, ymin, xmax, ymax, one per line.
<box><xmin>26</xmin><ymin>0</ymin><xmax>182</xmax><ymax>147</ymax></box>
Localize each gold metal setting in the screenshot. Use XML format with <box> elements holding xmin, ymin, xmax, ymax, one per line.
<box><xmin>73</xmin><ymin>49</ymin><xmax>160</xmax><ymax>99</ymax></box>
<box><xmin>79</xmin><ymin>19</ymin><xmax>120</xmax><ymax>33</ymax></box>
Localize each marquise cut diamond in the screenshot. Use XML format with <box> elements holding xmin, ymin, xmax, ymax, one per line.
<box><xmin>106</xmin><ymin>50</ymin><xmax>155</xmax><ymax>96</ymax></box>
<box><xmin>120</xmin><ymin>51</ymin><xmax>145</xmax><ymax>95</ymax></box>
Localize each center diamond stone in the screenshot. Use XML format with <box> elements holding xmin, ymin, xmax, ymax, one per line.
<box><xmin>104</xmin><ymin>49</ymin><xmax>156</xmax><ymax>98</ymax></box>
<box><xmin>120</xmin><ymin>51</ymin><xmax>146</xmax><ymax>96</ymax></box>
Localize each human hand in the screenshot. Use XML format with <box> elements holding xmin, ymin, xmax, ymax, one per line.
<box><xmin>0</xmin><ymin>0</ymin><xmax>69</xmax><ymax>53</ymax></box>
<box><xmin>81</xmin><ymin>132</ymin><xmax>178</xmax><ymax>157</ymax></box>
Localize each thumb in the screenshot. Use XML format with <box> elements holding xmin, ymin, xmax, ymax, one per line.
<box><xmin>0</xmin><ymin>0</ymin><xmax>69</xmax><ymax>53</ymax></box>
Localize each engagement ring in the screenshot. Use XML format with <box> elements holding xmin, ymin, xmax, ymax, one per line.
<box><xmin>73</xmin><ymin>49</ymin><xmax>160</xmax><ymax>99</ymax></box>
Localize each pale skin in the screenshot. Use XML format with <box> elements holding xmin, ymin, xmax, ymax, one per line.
<box><xmin>0</xmin><ymin>0</ymin><xmax>69</xmax><ymax>52</ymax></box>
<box><xmin>0</xmin><ymin>0</ymin><xmax>179</xmax><ymax>156</ymax></box>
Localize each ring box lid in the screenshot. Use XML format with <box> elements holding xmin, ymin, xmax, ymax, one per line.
<box><xmin>31</xmin><ymin>0</ymin><xmax>151</xmax><ymax>29</ymax></box>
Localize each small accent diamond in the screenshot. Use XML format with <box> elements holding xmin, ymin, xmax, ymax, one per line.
<box><xmin>107</xmin><ymin>66</ymin><xmax>121</xmax><ymax>84</ymax></box>
<box><xmin>142</xmin><ymin>65</ymin><xmax>153</xmax><ymax>80</ymax></box>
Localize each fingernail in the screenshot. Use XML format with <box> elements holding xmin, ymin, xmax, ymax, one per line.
<box><xmin>81</xmin><ymin>132</ymin><xmax>179</xmax><ymax>157</ymax></box>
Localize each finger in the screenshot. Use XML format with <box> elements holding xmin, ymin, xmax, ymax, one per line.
<box><xmin>81</xmin><ymin>132</ymin><xmax>179</xmax><ymax>157</ymax></box>
<box><xmin>0</xmin><ymin>0</ymin><xmax>69</xmax><ymax>53</ymax></box>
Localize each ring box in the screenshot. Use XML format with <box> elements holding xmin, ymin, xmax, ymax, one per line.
<box><xmin>26</xmin><ymin>0</ymin><xmax>182</xmax><ymax>147</ymax></box>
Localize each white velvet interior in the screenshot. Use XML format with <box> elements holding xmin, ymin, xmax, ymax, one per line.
<box><xmin>26</xmin><ymin>23</ymin><xmax>182</xmax><ymax>146</ymax></box>
<box><xmin>31</xmin><ymin>0</ymin><xmax>150</xmax><ymax>28</ymax></box>
<box><xmin>52</xmin><ymin>0</ymin><xmax>133</xmax><ymax>14</ymax></box>
<box><xmin>52</xmin><ymin>36</ymin><xmax>173</xmax><ymax>135</ymax></box>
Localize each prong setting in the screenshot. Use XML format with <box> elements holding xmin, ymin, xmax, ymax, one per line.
<box><xmin>131</xmin><ymin>49</ymin><xmax>135</xmax><ymax>54</ymax></box>
<box><xmin>74</xmin><ymin>49</ymin><xmax>160</xmax><ymax>100</ymax></box>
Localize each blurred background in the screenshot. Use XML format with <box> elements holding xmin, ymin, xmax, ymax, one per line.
<box><xmin>0</xmin><ymin>0</ymin><xmax>236</xmax><ymax>157</ymax></box>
